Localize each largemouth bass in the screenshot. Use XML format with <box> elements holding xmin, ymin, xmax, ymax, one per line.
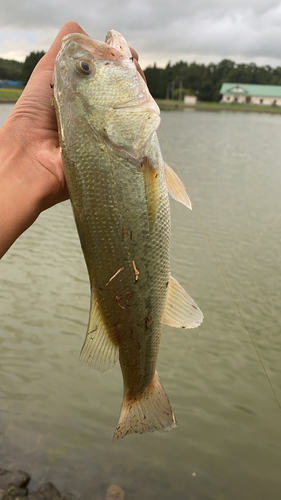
<box><xmin>53</xmin><ymin>30</ymin><xmax>203</xmax><ymax>440</ymax></box>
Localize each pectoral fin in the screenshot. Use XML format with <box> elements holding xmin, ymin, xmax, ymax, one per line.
<box><xmin>163</xmin><ymin>276</ymin><xmax>203</xmax><ymax>328</ymax></box>
<box><xmin>80</xmin><ymin>292</ymin><xmax>119</xmax><ymax>372</ymax></box>
<box><xmin>141</xmin><ymin>156</ymin><xmax>160</xmax><ymax>228</ymax></box>
<box><xmin>164</xmin><ymin>162</ymin><xmax>192</xmax><ymax>209</ymax></box>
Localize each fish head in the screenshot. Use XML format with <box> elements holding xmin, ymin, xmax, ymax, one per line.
<box><xmin>53</xmin><ymin>30</ymin><xmax>160</xmax><ymax>158</ymax></box>
<box><xmin>53</xmin><ymin>30</ymin><xmax>158</xmax><ymax>113</ymax></box>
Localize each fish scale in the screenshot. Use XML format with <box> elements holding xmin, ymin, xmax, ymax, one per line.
<box><xmin>53</xmin><ymin>29</ymin><xmax>203</xmax><ymax>440</ymax></box>
<box><xmin>67</xmin><ymin>133</ymin><xmax>171</xmax><ymax>392</ymax></box>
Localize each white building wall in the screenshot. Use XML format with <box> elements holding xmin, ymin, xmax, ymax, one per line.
<box><xmin>184</xmin><ymin>95</ymin><xmax>197</xmax><ymax>105</ymax></box>
<box><xmin>251</xmin><ymin>95</ymin><xmax>281</xmax><ymax>106</ymax></box>
<box><xmin>237</xmin><ymin>95</ymin><xmax>246</xmax><ymax>103</ymax></box>
<box><xmin>221</xmin><ymin>94</ymin><xmax>237</xmax><ymax>103</ymax></box>
<box><xmin>222</xmin><ymin>93</ymin><xmax>281</xmax><ymax>106</ymax></box>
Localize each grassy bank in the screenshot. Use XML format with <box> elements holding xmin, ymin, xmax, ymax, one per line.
<box><xmin>156</xmin><ymin>98</ymin><xmax>281</xmax><ymax>114</ymax></box>
<box><xmin>1</xmin><ymin>90</ymin><xmax>280</xmax><ymax>115</ymax></box>
<box><xmin>0</xmin><ymin>88</ymin><xmax>23</xmax><ymax>102</ymax></box>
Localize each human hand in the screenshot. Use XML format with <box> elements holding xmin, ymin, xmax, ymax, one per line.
<box><xmin>1</xmin><ymin>22</ymin><xmax>85</xmax><ymax>215</ymax></box>
<box><xmin>5</xmin><ymin>22</ymin><xmax>146</xmax><ymax>211</ymax></box>
<box><xmin>0</xmin><ymin>22</ymin><xmax>145</xmax><ymax>258</ymax></box>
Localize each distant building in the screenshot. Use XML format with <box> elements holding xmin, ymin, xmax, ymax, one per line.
<box><xmin>220</xmin><ymin>83</ymin><xmax>281</xmax><ymax>106</ymax></box>
<box><xmin>0</xmin><ymin>80</ymin><xmax>23</xmax><ymax>89</ymax></box>
<box><xmin>184</xmin><ymin>95</ymin><xmax>197</xmax><ymax>105</ymax></box>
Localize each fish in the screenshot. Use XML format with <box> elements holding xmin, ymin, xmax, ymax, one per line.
<box><xmin>53</xmin><ymin>29</ymin><xmax>203</xmax><ymax>440</ymax></box>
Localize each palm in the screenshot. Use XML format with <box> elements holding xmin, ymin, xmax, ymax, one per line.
<box><xmin>9</xmin><ymin>60</ymin><xmax>68</xmax><ymax>210</ymax></box>
<box><xmin>7</xmin><ymin>21</ymin><xmax>144</xmax><ymax>212</ymax></box>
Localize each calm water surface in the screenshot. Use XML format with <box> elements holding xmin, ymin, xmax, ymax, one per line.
<box><xmin>0</xmin><ymin>104</ymin><xmax>281</xmax><ymax>499</ymax></box>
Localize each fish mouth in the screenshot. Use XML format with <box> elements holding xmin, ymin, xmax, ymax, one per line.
<box><xmin>60</xmin><ymin>33</ymin><xmax>128</xmax><ymax>63</ymax></box>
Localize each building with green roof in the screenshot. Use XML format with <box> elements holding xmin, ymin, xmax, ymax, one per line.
<box><xmin>219</xmin><ymin>83</ymin><xmax>281</xmax><ymax>106</ymax></box>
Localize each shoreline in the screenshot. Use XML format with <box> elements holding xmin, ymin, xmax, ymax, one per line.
<box><xmin>1</xmin><ymin>98</ymin><xmax>281</xmax><ymax>115</ymax></box>
<box><xmin>156</xmin><ymin>98</ymin><xmax>281</xmax><ymax>114</ymax></box>
<box><xmin>0</xmin><ymin>465</ymin><xmax>125</xmax><ymax>500</ymax></box>
<box><xmin>0</xmin><ymin>99</ymin><xmax>18</xmax><ymax>104</ymax></box>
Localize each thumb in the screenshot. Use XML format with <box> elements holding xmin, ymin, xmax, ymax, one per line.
<box><xmin>34</xmin><ymin>21</ymin><xmax>89</xmax><ymax>75</ymax></box>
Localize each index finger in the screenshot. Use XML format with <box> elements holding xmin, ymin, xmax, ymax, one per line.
<box><xmin>129</xmin><ymin>46</ymin><xmax>147</xmax><ymax>83</ymax></box>
<box><xmin>36</xmin><ymin>21</ymin><xmax>88</xmax><ymax>74</ymax></box>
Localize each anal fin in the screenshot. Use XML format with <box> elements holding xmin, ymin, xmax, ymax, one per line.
<box><xmin>80</xmin><ymin>293</ymin><xmax>119</xmax><ymax>372</ymax></box>
<box><xmin>163</xmin><ymin>276</ymin><xmax>203</xmax><ymax>328</ymax></box>
<box><xmin>164</xmin><ymin>162</ymin><xmax>192</xmax><ymax>209</ymax></box>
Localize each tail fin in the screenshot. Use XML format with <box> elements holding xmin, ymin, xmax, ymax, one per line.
<box><xmin>113</xmin><ymin>372</ymin><xmax>176</xmax><ymax>441</ymax></box>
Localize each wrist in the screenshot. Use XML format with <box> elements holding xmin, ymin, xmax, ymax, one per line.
<box><xmin>0</xmin><ymin>117</ymin><xmax>49</xmax><ymax>258</ymax></box>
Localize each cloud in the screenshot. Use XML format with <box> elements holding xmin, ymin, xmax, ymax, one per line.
<box><xmin>0</xmin><ymin>29</ymin><xmax>41</xmax><ymax>61</ymax></box>
<box><xmin>1</xmin><ymin>0</ymin><xmax>281</xmax><ymax>67</ymax></box>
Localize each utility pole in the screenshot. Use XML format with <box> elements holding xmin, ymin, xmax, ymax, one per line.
<box><xmin>166</xmin><ymin>84</ymin><xmax>170</xmax><ymax>100</ymax></box>
<box><xmin>171</xmin><ymin>81</ymin><xmax>175</xmax><ymax>100</ymax></box>
<box><xmin>179</xmin><ymin>81</ymin><xmax>183</xmax><ymax>101</ymax></box>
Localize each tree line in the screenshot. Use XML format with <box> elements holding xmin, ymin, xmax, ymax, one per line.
<box><xmin>2</xmin><ymin>51</ymin><xmax>281</xmax><ymax>101</ymax></box>
<box><xmin>144</xmin><ymin>59</ymin><xmax>281</xmax><ymax>101</ymax></box>
<box><xmin>0</xmin><ymin>51</ymin><xmax>45</xmax><ymax>86</ymax></box>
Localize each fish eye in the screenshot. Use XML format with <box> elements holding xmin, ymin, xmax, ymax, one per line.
<box><xmin>76</xmin><ymin>61</ymin><xmax>91</xmax><ymax>75</ymax></box>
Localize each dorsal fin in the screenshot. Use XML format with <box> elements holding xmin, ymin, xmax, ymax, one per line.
<box><xmin>163</xmin><ymin>276</ymin><xmax>203</xmax><ymax>328</ymax></box>
<box><xmin>164</xmin><ymin>162</ymin><xmax>192</xmax><ymax>209</ymax></box>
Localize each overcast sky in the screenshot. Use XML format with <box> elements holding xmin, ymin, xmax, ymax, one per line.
<box><xmin>1</xmin><ymin>0</ymin><xmax>281</xmax><ymax>68</ymax></box>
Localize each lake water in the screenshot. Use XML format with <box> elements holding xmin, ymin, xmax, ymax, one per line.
<box><xmin>0</xmin><ymin>104</ymin><xmax>281</xmax><ymax>499</ymax></box>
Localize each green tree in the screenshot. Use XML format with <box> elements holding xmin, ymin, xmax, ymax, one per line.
<box><xmin>0</xmin><ymin>58</ymin><xmax>23</xmax><ymax>81</ymax></box>
<box><xmin>144</xmin><ymin>63</ymin><xmax>165</xmax><ymax>98</ymax></box>
<box><xmin>22</xmin><ymin>51</ymin><xmax>45</xmax><ymax>85</ymax></box>
<box><xmin>144</xmin><ymin>57</ymin><xmax>281</xmax><ymax>102</ymax></box>
<box><xmin>173</xmin><ymin>88</ymin><xmax>194</xmax><ymax>99</ymax></box>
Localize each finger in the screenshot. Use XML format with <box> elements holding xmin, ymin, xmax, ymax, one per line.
<box><xmin>129</xmin><ymin>47</ymin><xmax>138</xmax><ymax>61</ymax></box>
<box><xmin>36</xmin><ymin>21</ymin><xmax>88</xmax><ymax>73</ymax></box>
<box><xmin>129</xmin><ymin>46</ymin><xmax>146</xmax><ymax>83</ymax></box>
<box><xmin>48</xmin><ymin>21</ymin><xmax>88</xmax><ymax>59</ymax></box>
<box><xmin>134</xmin><ymin>59</ymin><xmax>147</xmax><ymax>84</ymax></box>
